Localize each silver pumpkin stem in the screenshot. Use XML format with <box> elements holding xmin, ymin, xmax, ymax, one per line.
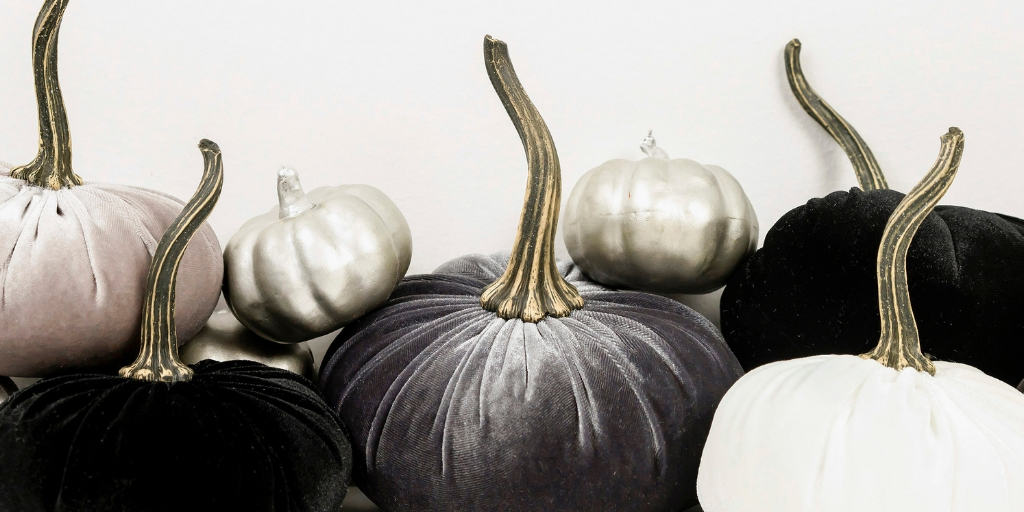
<box><xmin>120</xmin><ymin>140</ymin><xmax>224</xmax><ymax>382</ymax></box>
<box><xmin>277</xmin><ymin>168</ymin><xmax>315</xmax><ymax>219</ymax></box>
<box><xmin>640</xmin><ymin>130</ymin><xmax>670</xmax><ymax>159</ymax></box>
<box><xmin>860</xmin><ymin>128</ymin><xmax>964</xmax><ymax>375</ymax></box>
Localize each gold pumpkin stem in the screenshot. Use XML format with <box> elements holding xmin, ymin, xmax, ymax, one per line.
<box><xmin>479</xmin><ymin>35</ymin><xmax>584</xmax><ymax>323</ymax></box>
<box><xmin>785</xmin><ymin>39</ymin><xmax>887</xmax><ymax>191</ymax></box>
<box><xmin>860</xmin><ymin>128</ymin><xmax>964</xmax><ymax>375</ymax></box>
<box><xmin>120</xmin><ymin>140</ymin><xmax>224</xmax><ymax>382</ymax></box>
<box><xmin>11</xmin><ymin>0</ymin><xmax>82</xmax><ymax>189</ymax></box>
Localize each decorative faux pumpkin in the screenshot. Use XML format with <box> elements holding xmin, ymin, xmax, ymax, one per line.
<box><xmin>319</xmin><ymin>35</ymin><xmax>743</xmax><ymax>512</ymax></box>
<box><xmin>224</xmin><ymin>167</ymin><xmax>411</xmax><ymax>343</ymax></box>
<box><xmin>698</xmin><ymin>128</ymin><xmax>1024</xmax><ymax>512</ymax></box>
<box><xmin>720</xmin><ymin>39</ymin><xmax>1024</xmax><ymax>384</ymax></box>
<box><xmin>0</xmin><ymin>377</ymin><xmax>15</xmax><ymax>405</ymax></box>
<box><xmin>180</xmin><ymin>310</ymin><xmax>316</xmax><ymax>380</ymax></box>
<box><xmin>0</xmin><ymin>0</ymin><xmax>222</xmax><ymax>377</ymax></box>
<box><xmin>0</xmin><ymin>141</ymin><xmax>352</xmax><ymax>512</ymax></box>
<box><xmin>563</xmin><ymin>131</ymin><xmax>758</xmax><ymax>293</ymax></box>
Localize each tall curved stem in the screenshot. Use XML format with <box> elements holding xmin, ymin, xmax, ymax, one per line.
<box><xmin>11</xmin><ymin>0</ymin><xmax>82</xmax><ymax>189</ymax></box>
<box><xmin>479</xmin><ymin>35</ymin><xmax>583</xmax><ymax>323</ymax></box>
<box><xmin>785</xmin><ymin>39</ymin><xmax>887</xmax><ymax>191</ymax></box>
<box><xmin>120</xmin><ymin>140</ymin><xmax>224</xmax><ymax>382</ymax></box>
<box><xmin>861</xmin><ymin>128</ymin><xmax>964</xmax><ymax>375</ymax></box>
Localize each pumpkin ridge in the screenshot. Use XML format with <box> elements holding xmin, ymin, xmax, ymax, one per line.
<box><xmin>336</xmin><ymin>308</ymin><xmax>489</xmax><ymax>405</ymax></box>
<box><xmin>537</xmin><ymin>320</ymin><xmax>599</xmax><ymax>451</ymax></box>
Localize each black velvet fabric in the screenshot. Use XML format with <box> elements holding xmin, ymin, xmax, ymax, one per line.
<box><xmin>722</xmin><ymin>188</ymin><xmax>1024</xmax><ymax>384</ymax></box>
<box><xmin>320</xmin><ymin>254</ymin><xmax>743</xmax><ymax>512</ymax></box>
<box><xmin>0</xmin><ymin>360</ymin><xmax>352</xmax><ymax>512</ymax></box>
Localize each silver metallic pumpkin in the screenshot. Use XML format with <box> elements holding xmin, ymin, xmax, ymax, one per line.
<box><xmin>224</xmin><ymin>168</ymin><xmax>411</xmax><ymax>343</ymax></box>
<box><xmin>563</xmin><ymin>132</ymin><xmax>758</xmax><ymax>293</ymax></box>
<box><xmin>0</xmin><ymin>377</ymin><xmax>16</xmax><ymax>406</ymax></box>
<box><xmin>180</xmin><ymin>310</ymin><xmax>316</xmax><ymax>380</ymax></box>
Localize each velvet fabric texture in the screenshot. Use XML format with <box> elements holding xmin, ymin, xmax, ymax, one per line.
<box><xmin>320</xmin><ymin>253</ymin><xmax>743</xmax><ymax>512</ymax></box>
<box><xmin>0</xmin><ymin>165</ymin><xmax>223</xmax><ymax>377</ymax></box>
<box><xmin>722</xmin><ymin>188</ymin><xmax>1024</xmax><ymax>384</ymax></box>
<box><xmin>0</xmin><ymin>360</ymin><xmax>352</xmax><ymax>512</ymax></box>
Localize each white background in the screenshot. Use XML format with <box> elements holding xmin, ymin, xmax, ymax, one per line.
<box><xmin>2</xmin><ymin>0</ymin><xmax>1023</xmax><ymax>364</ymax></box>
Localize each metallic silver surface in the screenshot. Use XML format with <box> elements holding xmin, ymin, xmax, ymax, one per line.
<box><xmin>0</xmin><ymin>377</ymin><xmax>16</xmax><ymax>405</ymax></box>
<box><xmin>563</xmin><ymin>135</ymin><xmax>758</xmax><ymax>294</ymax></box>
<box><xmin>224</xmin><ymin>169</ymin><xmax>412</xmax><ymax>343</ymax></box>
<box><xmin>181</xmin><ymin>310</ymin><xmax>315</xmax><ymax>380</ymax></box>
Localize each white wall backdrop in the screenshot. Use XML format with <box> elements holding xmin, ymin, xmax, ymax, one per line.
<box><xmin>1</xmin><ymin>0</ymin><xmax>1023</xmax><ymax>364</ymax></box>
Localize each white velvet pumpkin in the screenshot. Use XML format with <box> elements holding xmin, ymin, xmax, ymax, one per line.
<box><xmin>697</xmin><ymin>355</ymin><xmax>1024</xmax><ymax>512</ymax></box>
<box><xmin>697</xmin><ymin>127</ymin><xmax>1024</xmax><ymax>512</ymax></box>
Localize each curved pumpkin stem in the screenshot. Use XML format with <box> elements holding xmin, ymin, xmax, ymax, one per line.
<box><xmin>479</xmin><ymin>35</ymin><xmax>584</xmax><ymax>323</ymax></box>
<box><xmin>861</xmin><ymin>128</ymin><xmax>964</xmax><ymax>375</ymax></box>
<box><xmin>120</xmin><ymin>140</ymin><xmax>224</xmax><ymax>382</ymax></box>
<box><xmin>785</xmin><ymin>39</ymin><xmax>887</xmax><ymax>191</ymax></box>
<box><xmin>11</xmin><ymin>0</ymin><xmax>82</xmax><ymax>189</ymax></box>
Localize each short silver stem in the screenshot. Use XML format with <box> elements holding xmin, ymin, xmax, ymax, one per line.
<box><xmin>278</xmin><ymin>167</ymin><xmax>315</xmax><ymax>219</ymax></box>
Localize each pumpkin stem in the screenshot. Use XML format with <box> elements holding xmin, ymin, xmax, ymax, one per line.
<box><xmin>785</xmin><ymin>39</ymin><xmax>887</xmax><ymax>191</ymax></box>
<box><xmin>479</xmin><ymin>35</ymin><xmax>584</xmax><ymax>323</ymax></box>
<box><xmin>10</xmin><ymin>0</ymin><xmax>82</xmax><ymax>189</ymax></box>
<box><xmin>120</xmin><ymin>140</ymin><xmax>224</xmax><ymax>382</ymax></box>
<box><xmin>860</xmin><ymin>128</ymin><xmax>964</xmax><ymax>375</ymax></box>
<box><xmin>277</xmin><ymin>167</ymin><xmax>315</xmax><ymax>219</ymax></box>
<box><xmin>640</xmin><ymin>130</ymin><xmax>670</xmax><ymax>159</ymax></box>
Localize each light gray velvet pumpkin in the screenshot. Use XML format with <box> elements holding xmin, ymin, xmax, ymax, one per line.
<box><xmin>319</xmin><ymin>36</ymin><xmax>743</xmax><ymax>512</ymax></box>
<box><xmin>0</xmin><ymin>0</ymin><xmax>222</xmax><ymax>377</ymax></box>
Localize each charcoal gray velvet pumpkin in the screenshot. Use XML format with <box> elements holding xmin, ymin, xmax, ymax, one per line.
<box><xmin>0</xmin><ymin>141</ymin><xmax>352</xmax><ymax>512</ymax></box>
<box><xmin>0</xmin><ymin>0</ymin><xmax>222</xmax><ymax>377</ymax></box>
<box><xmin>319</xmin><ymin>35</ymin><xmax>743</xmax><ymax>512</ymax></box>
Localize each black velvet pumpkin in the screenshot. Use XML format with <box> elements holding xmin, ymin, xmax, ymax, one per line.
<box><xmin>0</xmin><ymin>360</ymin><xmax>352</xmax><ymax>512</ymax></box>
<box><xmin>720</xmin><ymin>40</ymin><xmax>1024</xmax><ymax>385</ymax></box>
<box><xmin>319</xmin><ymin>36</ymin><xmax>742</xmax><ymax>512</ymax></box>
<box><xmin>0</xmin><ymin>141</ymin><xmax>352</xmax><ymax>512</ymax></box>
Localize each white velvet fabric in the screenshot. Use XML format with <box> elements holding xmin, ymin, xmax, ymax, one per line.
<box><xmin>0</xmin><ymin>165</ymin><xmax>223</xmax><ymax>377</ymax></box>
<box><xmin>697</xmin><ymin>355</ymin><xmax>1024</xmax><ymax>512</ymax></box>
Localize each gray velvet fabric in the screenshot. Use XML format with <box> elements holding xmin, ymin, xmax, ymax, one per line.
<box><xmin>321</xmin><ymin>253</ymin><xmax>743</xmax><ymax>511</ymax></box>
<box><xmin>0</xmin><ymin>166</ymin><xmax>223</xmax><ymax>377</ymax></box>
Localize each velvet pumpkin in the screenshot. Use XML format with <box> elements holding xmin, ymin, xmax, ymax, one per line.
<box><xmin>720</xmin><ymin>39</ymin><xmax>1024</xmax><ymax>384</ymax></box>
<box><xmin>0</xmin><ymin>0</ymin><xmax>222</xmax><ymax>377</ymax></box>
<box><xmin>319</xmin><ymin>35</ymin><xmax>742</xmax><ymax>512</ymax></box>
<box><xmin>0</xmin><ymin>140</ymin><xmax>353</xmax><ymax>512</ymax></box>
<box><xmin>699</xmin><ymin>129</ymin><xmax>1024</xmax><ymax>512</ymax></box>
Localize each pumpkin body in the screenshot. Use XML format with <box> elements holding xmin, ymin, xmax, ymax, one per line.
<box><xmin>0</xmin><ymin>377</ymin><xmax>15</xmax><ymax>405</ymax></box>
<box><xmin>721</xmin><ymin>188</ymin><xmax>1024</xmax><ymax>384</ymax></box>
<box><xmin>181</xmin><ymin>310</ymin><xmax>315</xmax><ymax>379</ymax></box>
<box><xmin>563</xmin><ymin>155</ymin><xmax>757</xmax><ymax>293</ymax></box>
<box><xmin>320</xmin><ymin>253</ymin><xmax>743</xmax><ymax>511</ymax></box>
<box><xmin>697</xmin><ymin>355</ymin><xmax>1024</xmax><ymax>512</ymax></box>
<box><xmin>0</xmin><ymin>360</ymin><xmax>352</xmax><ymax>512</ymax></box>
<box><xmin>224</xmin><ymin>183</ymin><xmax>411</xmax><ymax>343</ymax></box>
<box><xmin>0</xmin><ymin>166</ymin><xmax>223</xmax><ymax>377</ymax></box>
